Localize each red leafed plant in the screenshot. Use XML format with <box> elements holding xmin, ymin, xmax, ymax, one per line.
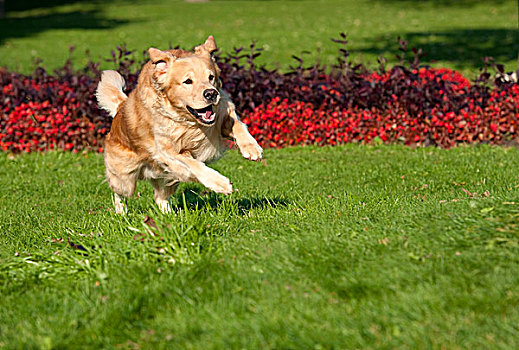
<box><xmin>233</xmin><ymin>36</ymin><xmax>518</xmax><ymax>148</ymax></box>
<box><xmin>0</xmin><ymin>100</ymin><xmax>97</xmax><ymax>153</ymax></box>
<box><xmin>0</xmin><ymin>36</ymin><xmax>518</xmax><ymax>153</ymax></box>
<box><xmin>243</xmin><ymin>82</ymin><xmax>519</xmax><ymax>149</ymax></box>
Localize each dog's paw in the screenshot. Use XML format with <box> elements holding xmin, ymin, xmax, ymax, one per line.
<box><xmin>239</xmin><ymin>140</ymin><xmax>263</xmax><ymax>161</ymax></box>
<box><xmin>113</xmin><ymin>193</ymin><xmax>128</xmax><ymax>215</ymax></box>
<box><xmin>156</xmin><ymin>199</ymin><xmax>172</xmax><ymax>214</ymax></box>
<box><xmin>202</xmin><ymin>172</ymin><xmax>233</xmax><ymax>195</ymax></box>
<box><xmin>211</xmin><ymin>176</ymin><xmax>233</xmax><ymax>195</ymax></box>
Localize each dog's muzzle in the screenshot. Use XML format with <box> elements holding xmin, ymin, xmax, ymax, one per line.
<box><xmin>186</xmin><ymin>105</ymin><xmax>216</xmax><ymax>125</ymax></box>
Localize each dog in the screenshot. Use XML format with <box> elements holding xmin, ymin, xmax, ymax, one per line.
<box><xmin>96</xmin><ymin>36</ymin><xmax>263</xmax><ymax>214</ymax></box>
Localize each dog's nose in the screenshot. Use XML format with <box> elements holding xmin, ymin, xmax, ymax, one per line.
<box><xmin>203</xmin><ymin>89</ymin><xmax>219</xmax><ymax>102</ymax></box>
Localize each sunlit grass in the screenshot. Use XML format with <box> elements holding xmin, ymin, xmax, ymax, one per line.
<box><xmin>0</xmin><ymin>145</ymin><xmax>518</xmax><ymax>348</ymax></box>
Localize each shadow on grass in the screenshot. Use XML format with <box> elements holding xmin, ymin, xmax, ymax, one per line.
<box><xmin>174</xmin><ymin>185</ymin><xmax>291</xmax><ymax>214</ymax></box>
<box><xmin>373</xmin><ymin>0</ymin><xmax>507</xmax><ymax>6</ymax></box>
<box><xmin>0</xmin><ymin>9</ymin><xmax>128</xmax><ymax>45</ymax></box>
<box><xmin>5</xmin><ymin>0</ymin><xmax>103</xmax><ymax>12</ymax></box>
<box><xmin>352</xmin><ymin>28</ymin><xmax>518</xmax><ymax>70</ymax></box>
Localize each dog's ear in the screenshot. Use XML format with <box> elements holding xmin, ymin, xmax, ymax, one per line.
<box><xmin>148</xmin><ymin>48</ymin><xmax>176</xmax><ymax>83</ymax></box>
<box><xmin>195</xmin><ymin>35</ymin><xmax>218</xmax><ymax>56</ymax></box>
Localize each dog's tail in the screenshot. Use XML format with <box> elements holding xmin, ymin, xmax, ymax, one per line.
<box><xmin>96</xmin><ymin>70</ymin><xmax>127</xmax><ymax>117</ymax></box>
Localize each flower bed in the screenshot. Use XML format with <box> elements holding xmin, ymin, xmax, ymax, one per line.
<box><xmin>0</xmin><ymin>37</ymin><xmax>517</xmax><ymax>153</ymax></box>
<box><xmin>243</xmin><ymin>69</ymin><xmax>519</xmax><ymax>148</ymax></box>
<box><xmin>1</xmin><ymin>65</ymin><xmax>108</xmax><ymax>153</ymax></box>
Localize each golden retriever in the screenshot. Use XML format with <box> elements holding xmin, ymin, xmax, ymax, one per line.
<box><xmin>96</xmin><ymin>36</ymin><xmax>262</xmax><ymax>214</ymax></box>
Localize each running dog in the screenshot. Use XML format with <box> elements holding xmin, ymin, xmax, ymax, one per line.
<box><xmin>96</xmin><ymin>36</ymin><xmax>262</xmax><ymax>214</ymax></box>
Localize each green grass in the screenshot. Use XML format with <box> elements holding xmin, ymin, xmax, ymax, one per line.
<box><xmin>0</xmin><ymin>0</ymin><xmax>517</xmax><ymax>76</ymax></box>
<box><xmin>0</xmin><ymin>145</ymin><xmax>518</xmax><ymax>348</ymax></box>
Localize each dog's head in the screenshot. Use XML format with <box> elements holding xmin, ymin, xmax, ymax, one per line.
<box><xmin>148</xmin><ymin>36</ymin><xmax>222</xmax><ymax>126</ymax></box>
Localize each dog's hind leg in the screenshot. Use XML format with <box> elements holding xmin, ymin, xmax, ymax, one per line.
<box><xmin>151</xmin><ymin>178</ymin><xmax>179</xmax><ymax>214</ymax></box>
<box><xmin>108</xmin><ymin>174</ymin><xmax>136</xmax><ymax>215</ymax></box>
<box><xmin>105</xmin><ymin>167</ymin><xmax>138</xmax><ymax>215</ymax></box>
<box><xmin>105</xmin><ymin>166</ymin><xmax>138</xmax><ymax>215</ymax></box>
<box><xmin>104</xmin><ymin>143</ymin><xmax>141</xmax><ymax>214</ymax></box>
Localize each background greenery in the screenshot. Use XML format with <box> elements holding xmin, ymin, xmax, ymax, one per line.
<box><xmin>0</xmin><ymin>0</ymin><xmax>517</xmax><ymax>76</ymax></box>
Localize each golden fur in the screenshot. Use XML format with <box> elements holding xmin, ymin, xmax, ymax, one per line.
<box><xmin>96</xmin><ymin>36</ymin><xmax>262</xmax><ymax>214</ymax></box>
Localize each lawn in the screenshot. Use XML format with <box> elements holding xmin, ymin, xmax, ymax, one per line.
<box><xmin>0</xmin><ymin>0</ymin><xmax>517</xmax><ymax>76</ymax></box>
<box><xmin>0</xmin><ymin>145</ymin><xmax>518</xmax><ymax>348</ymax></box>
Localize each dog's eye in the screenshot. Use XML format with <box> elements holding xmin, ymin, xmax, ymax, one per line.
<box><xmin>209</xmin><ymin>74</ymin><xmax>215</xmax><ymax>81</ymax></box>
<box><xmin>183</xmin><ymin>79</ymin><xmax>193</xmax><ymax>85</ymax></box>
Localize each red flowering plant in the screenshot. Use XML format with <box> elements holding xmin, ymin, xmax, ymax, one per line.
<box><xmin>0</xmin><ymin>36</ymin><xmax>517</xmax><ymax>153</ymax></box>
<box><xmin>231</xmin><ymin>36</ymin><xmax>518</xmax><ymax>148</ymax></box>
<box><xmin>0</xmin><ymin>80</ymin><xmax>98</xmax><ymax>153</ymax></box>
<box><xmin>0</xmin><ymin>47</ymin><xmax>137</xmax><ymax>153</ymax></box>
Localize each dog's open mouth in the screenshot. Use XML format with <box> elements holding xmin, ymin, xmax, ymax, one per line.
<box><xmin>186</xmin><ymin>105</ymin><xmax>216</xmax><ymax>125</ymax></box>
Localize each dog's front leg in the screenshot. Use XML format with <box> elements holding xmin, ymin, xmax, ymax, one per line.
<box><xmin>220</xmin><ymin>93</ymin><xmax>263</xmax><ymax>161</ymax></box>
<box><xmin>181</xmin><ymin>156</ymin><xmax>233</xmax><ymax>194</ymax></box>
<box><xmin>153</xmin><ymin>140</ymin><xmax>233</xmax><ymax>195</ymax></box>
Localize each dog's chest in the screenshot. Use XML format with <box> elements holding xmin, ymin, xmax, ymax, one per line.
<box><xmin>189</xmin><ymin>132</ymin><xmax>224</xmax><ymax>162</ymax></box>
<box><xmin>171</xmin><ymin>124</ymin><xmax>225</xmax><ymax>163</ymax></box>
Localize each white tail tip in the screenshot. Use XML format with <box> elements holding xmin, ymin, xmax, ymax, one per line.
<box><xmin>96</xmin><ymin>70</ymin><xmax>127</xmax><ymax>117</ymax></box>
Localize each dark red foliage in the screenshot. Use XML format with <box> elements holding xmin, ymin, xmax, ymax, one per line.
<box><xmin>0</xmin><ymin>36</ymin><xmax>518</xmax><ymax>153</ymax></box>
<box><xmin>243</xmin><ymin>82</ymin><xmax>519</xmax><ymax>148</ymax></box>
<box><xmin>0</xmin><ymin>47</ymin><xmax>132</xmax><ymax>153</ymax></box>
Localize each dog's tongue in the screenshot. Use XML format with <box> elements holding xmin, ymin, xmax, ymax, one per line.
<box><xmin>200</xmin><ymin>109</ymin><xmax>215</xmax><ymax>122</ymax></box>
